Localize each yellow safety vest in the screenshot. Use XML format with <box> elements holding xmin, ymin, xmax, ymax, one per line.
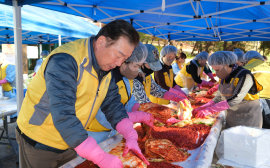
<box><xmin>152</xmin><ymin>64</ymin><xmax>174</xmax><ymax>88</ymax></box>
<box><xmin>244</xmin><ymin>59</ymin><xmax>270</xmax><ymax>99</ymax></box>
<box><xmin>143</xmin><ymin>74</ymin><xmax>169</xmax><ymax>105</ymax></box>
<box><xmin>88</xmin><ymin>71</ymin><xmax>133</xmax><ymax>132</ymax></box>
<box><xmin>0</xmin><ymin>61</ymin><xmax>13</xmax><ymax>92</ymax></box>
<box><xmin>221</xmin><ymin>66</ymin><xmax>262</xmax><ymax>101</ymax></box>
<box><xmin>175</xmin><ymin>61</ymin><xmax>204</xmax><ymax>90</ymax></box>
<box><xmin>172</xmin><ymin>60</ymin><xmax>183</xmax><ymax>70</ymax></box>
<box><xmin>17</xmin><ymin>37</ymin><xmax>112</xmax><ymax>150</ymax></box>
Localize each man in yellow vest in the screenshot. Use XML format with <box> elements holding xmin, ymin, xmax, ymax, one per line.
<box><xmin>16</xmin><ymin>20</ymin><xmax>149</xmax><ymax>168</ymax></box>
<box><xmin>243</xmin><ymin>51</ymin><xmax>270</xmax><ymax>128</ymax></box>
<box><xmin>0</xmin><ymin>52</ymin><xmax>16</xmax><ymax>99</ymax></box>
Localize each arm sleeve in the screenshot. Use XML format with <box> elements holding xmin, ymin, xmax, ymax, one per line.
<box><xmin>125</xmin><ymin>95</ymin><xmax>138</xmax><ymax>112</ymax></box>
<box><xmin>154</xmin><ymin>70</ymin><xmax>170</xmax><ymax>90</ymax></box>
<box><xmin>100</xmin><ymin>75</ymin><xmax>129</xmax><ymax>129</ymax></box>
<box><xmin>203</xmin><ymin>64</ymin><xmax>212</xmax><ymax>74</ymax></box>
<box><xmin>44</xmin><ymin>53</ymin><xmax>88</xmax><ymax>148</ymax></box>
<box><xmin>5</xmin><ymin>64</ymin><xmax>16</xmax><ymax>83</ymax></box>
<box><xmin>212</xmin><ymin>90</ymin><xmax>223</xmax><ymax>103</ymax></box>
<box><xmin>150</xmin><ymin>76</ymin><xmax>167</xmax><ymax>98</ymax></box>
<box><xmin>132</xmin><ymin>79</ymin><xmax>151</xmax><ymax>104</ymax></box>
<box><xmin>189</xmin><ymin>64</ymin><xmax>203</xmax><ymax>84</ymax></box>
<box><xmin>226</xmin><ymin>74</ymin><xmax>254</xmax><ymax>107</ymax></box>
<box><xmin>172</xmin><ymin>63</ymin><xmax>180</xmax><ymax>74</ymax></box>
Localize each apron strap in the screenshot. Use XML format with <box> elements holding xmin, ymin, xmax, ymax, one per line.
<box><xmin>230</xmin><ymin>69</ymin><xmax>245</xmax><ymax>84</ymax></box>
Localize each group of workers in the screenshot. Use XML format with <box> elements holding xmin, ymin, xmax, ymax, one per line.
<box><xmin>0</xmin><ymin>19</ymin><xmax>267</xmax><ymax>168</ymax></box>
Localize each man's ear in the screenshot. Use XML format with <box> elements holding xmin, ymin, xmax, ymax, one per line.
<box><xmin>95</xmin><ymin>36</ymin><xmax>106</xmax><ymax>50</ymax></box>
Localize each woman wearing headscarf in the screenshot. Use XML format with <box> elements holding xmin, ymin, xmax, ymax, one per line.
<box><xmin>172</xmin><ymin>52</ymin><xmax>187</xmax><ymax>74</ymax></box>
<box><xmin>234</xmin><ymin>48</ymin><xmax>245</xmax><ymax>66</ymax></box>
<box><xmin>175</xmin><ymin>51</ymin><xmax>215</xmax><ymax>91</ymax></box>
<box><xmin>243</xmin><ymin>51</ymin><xmax>270</xmax><ymax>128</ymax></box>
<box><xmin>193</xmin><ymin>51</ymin><xmax>263</xmax><ymax>128</ymax></box>
<box><xmin>153</xmin><ymin>45</ymin><xmax>178</xmax><ymax>91</ymax></box>
<box><xmin>87</xmin><ymin>42</ymin><xmax>154</xmax><ymax>144</ymax></box>
<box><xmin>133</xmin><ymin>44</ymin><xmax>187</xmax><ymax>106</ymax></box>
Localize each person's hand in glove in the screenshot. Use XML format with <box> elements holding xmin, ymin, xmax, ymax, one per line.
<box><xmin>207</xmin><ymin>73</ymin><xmax>217</xmax><ymax>83</ymax></box>
<box><xmin>163</xmin><ymin>91</ymin><xmax>187</xmax><ymax>102</ymax></box>
<box><xmin>128</xmin><ymin>111</ymin><xmax>154</xmax><ymax>129</ymax></box>
<box><xmin>0</xmin><ymin>78</ymin><xmax>8</xmax><ymax>85</ymax></box>
<box><xmin>207</xmin><ymin>84</ymin><xmax>219</xmax><ymax>95</ymax></box>
<box><xmin>131</xmin><ymin>103</ymin><xmax>140</xmax><ymax>111</ymax></box>
<box><xmin>116</xmin><ymin>118</ymin><xmax>149</xmax><ymax>165</ymax></box>
<box><xmin>172</xmin><ymin>85</ymin><xmax>187</xmax><ymax>96</ymax></box>
<box><xmin>75</xmin><ymin>136</ymin><xmax>123</xmax><ymax>168</ymax></box>
<box><xmin>196</xmin><ymin>83</ymin><xmax>202</xmax><ymax>89</ymax></box>
<box><xmin>192</xmin><ymin>100</ymin><xmax>215</xmax><ymax>116</ymax></box>
<box><xmin>196</xmin><ymin>100</ymin><xmax>230</xmax><ymax>118</ymax></box>
<box><xmin>169</xmin><ymin>87</ymin><xmax>187</xmax><ymax>98</ymax></box>
<box><xmin>201</xmin><ymin>80</ymin><xmax>214</xmax><ymax>87</ymax></box>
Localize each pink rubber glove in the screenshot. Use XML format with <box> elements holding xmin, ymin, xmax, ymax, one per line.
<box><xmin>192</xmin><ymin>100</ymin><xmax>215</xmax><ymax>116</ymax></box>
<box><xmin>197</xmin><ymin>83</ymin><xmax>202</xmax><ymax>89</ymax></box>
<box><xmin>169</xmin><ymin>87</ymin><xmax>187</xmax><ymax>98</ymax></box>
<box><xmin>201</xmin><ymin>80</ymin><xmax>214</xmax><ymax>87</ymax></box>
<box><xmin>166</xmin><ymin>118</ymin><xmax>181</xmax><ymax>124</ymax></box>
<box><xmin>207</xmin><ymin>73</ymin><xmax>214</xmax><ymax>79</ymax></box>
<box><xmin>196</xmin><ymin>100</ymin><xmax>230</xmax><ymax>118</ymax></box>
<box><xmin>131</xmin><ymin>103</ymin><xmax>140</xmax><ymax>112</ymax></box>
<box><xmin>173</xmin><ymin>85</ymin><xmax>187</xmax><ymax>96</ymax></box>
<box><xmin>74</xmin><ymin>137</ymin><xmax>123</xmax><ymax>168</ymax></box>
<box><xmin>0</xmin><ymin>78</ymin><xmax>8</xmax><ymax>85</ymax></box>
<box><xmin>116</xmin><ymin>118</ymin><xmax>149</xmax><ymax>165</ymax></box>
<box><xmin>163</xmin><ymin>91</ymin><xmax>187</xmax><ymax>102</ymax></box>
<box><xmin>207</xmin><ymin>84</ymin><xmax>219</xmax><ymax>95</ymax></box>
<box><xmin>128</xmin><ymin>111</ymin><xmax>154</xmax><ymax>128</ymax></box>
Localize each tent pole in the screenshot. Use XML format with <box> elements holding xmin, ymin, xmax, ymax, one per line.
<box><xmin>12</xmin><ymin>0</ymin><xmax>23</xmax><ymax>111</ymax></box>
<box><xmin>12</xmin><ymin>0</ymin><xmax>23</xmax><ymax>167</ymax></box>
<box><xmin>39</xmin><ymin>43</ymin><xmax>42</xmax><ymax>56</ymax></box>
<box><xmin>58</xmin><ymin>35</ymin><xmax>61</xmax><ymax>46</ymax></box>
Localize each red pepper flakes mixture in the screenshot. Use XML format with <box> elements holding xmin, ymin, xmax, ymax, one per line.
<box><xmin>147</xmin><ymin>124</ymin><xmax>211</xmax><ymax>150</ymax></box>
<box><xmin>147</xmin><ymin>162</ymin><xmax>183</xmax><ymax>168</ymax></box>
<box><xmin>75</xmin><ymin>115</ymin><xmax>211</xmax><ymax>168</ymax></box>
<box><xmin>74</xmin><ymin>160</ymin><xmax>98</xmax><ymax>168</ymax></box>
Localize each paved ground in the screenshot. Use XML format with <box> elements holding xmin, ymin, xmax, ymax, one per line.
<box><xmin>0</xmin><ymin>121</ymin><xmax>228</xmax><ymax>168</ymax></box>
<box><xmin>0</xmin><ymin>122</ymin><xmax>18</xmax><ymax>168</ymax></box>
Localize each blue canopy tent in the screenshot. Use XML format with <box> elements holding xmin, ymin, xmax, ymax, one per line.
<box><xmin>26</xmin><ymin>0</ymin><xmax>270</xmax><ymax>41</ymax></box>
<box><xmin>0</xmin><ymin>4</ymin><xmax>100</xmax><ymax>44</ymax></box>
<box><xmin>0</xmin><ymin>2</ymin><xmax>100</xmax><ymax>109</ymax></box>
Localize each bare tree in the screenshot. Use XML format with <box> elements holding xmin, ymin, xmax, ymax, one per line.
<box><xmin>191</xmin><ymin>41</ymin><xmax>199</xmax><ymax>55</ymax></box>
